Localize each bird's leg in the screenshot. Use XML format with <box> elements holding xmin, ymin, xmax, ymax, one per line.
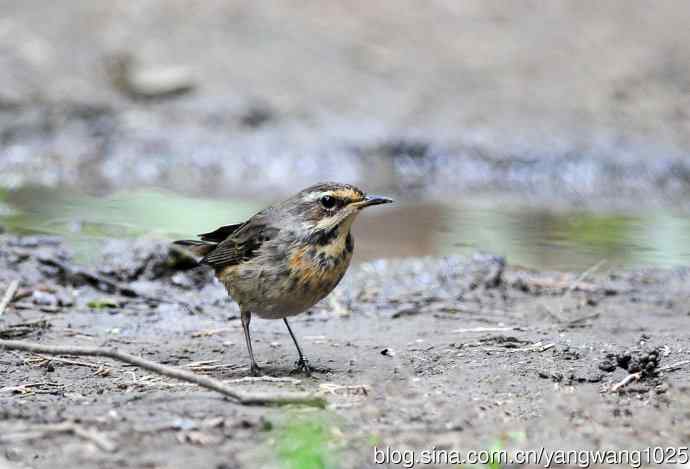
<box><xmin>241</xmin><ymin>310</ymin><xmax>261</xmax><ymax>376</ymax></box>
<box><xmin>283</xmin><ymin>318</ymin><xmax>311</xmax><ymax>376</ymax></box>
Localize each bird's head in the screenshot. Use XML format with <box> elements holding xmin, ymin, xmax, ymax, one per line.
<box><xmin>286</xmin><ymin>182</ymin><xmax>393</xmax><ymax>236</ymax></box>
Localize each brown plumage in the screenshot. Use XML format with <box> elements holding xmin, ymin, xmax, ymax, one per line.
<box><xmin>174</xmin><ymin>182</ymin><xmax>393</xmax><ymax>375</ymax></box>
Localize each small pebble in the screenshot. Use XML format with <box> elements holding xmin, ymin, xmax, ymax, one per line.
<box><xmin>598</xmin><ymin>360</ymin><xmax>616</xmax><ymax>372</ymax></box>
<box><xmin>381</xmin><ymin>348</ymin><xmax>395</xmax><ymax>357</ymax></box>
<box><xmin>32</xmin><ymin>290</ymin><xmax>58</xmax><ymax>306</ymax></box>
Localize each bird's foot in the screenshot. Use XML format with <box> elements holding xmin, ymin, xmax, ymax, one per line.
<box><xmin>291</xmin><ymin>357</ymin><xmax>312</xmax><ymax>377</ymax></box>
<box><xmin>249</xmin><ymin>363</ymin><xmax>263</xmax><ymax>376</ymax></box>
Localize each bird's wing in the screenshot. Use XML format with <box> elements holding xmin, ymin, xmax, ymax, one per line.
<box><xmin>201</xmin><ymin>210</ymin><xmax>279</xmax><ymax>269</ymax></box>
<box><xmin>173</xmin><ymin>223</ymin><xmax>246</xmax><ymax>257</ymax></box>
<box><xmin>198</xmin><ymin>223</ymin><xmax>246</xmax><ymax>242</ymax></box>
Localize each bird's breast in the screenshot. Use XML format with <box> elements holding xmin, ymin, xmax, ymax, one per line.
<box><xmin>287</xmin><ymin>231</ymin><xmax>354</xmax><ymax>294</ymax></box>
<box><xmin>218</xmin><ymin>231</ymin><xmax>354</xmax><ymax>317</ymax></box>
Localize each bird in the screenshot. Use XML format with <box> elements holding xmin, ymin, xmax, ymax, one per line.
<box><xmin>174</xmin><ymin>182</ymin><xmax>393</xmax><ymax>375</ymax></box>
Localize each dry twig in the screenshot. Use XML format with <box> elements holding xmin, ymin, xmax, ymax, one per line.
<box><xmin>0</xmin><ymin>382</ymin><xmax>64</xmax><ymax>394</ymax></box>
<box><xmin>566</xmin><ymin>260</ymin><xmax>607</xmax><ymax>294</ymax></box>
<box><xmin>0</xmin><ymin>339</ymin><xmax>325</xmax><ymax>407</ymax></box>
<box><xmin>0</xmin><ymin>320</ymin><xmax>50</xmax><ymax>339</ymax></box>
<box><xmin>453</xmin><ymin>326</ymin><xmax>520</xmax><ymax>334</ymax></box>
<box><xmin>610</xmin><ymin>372</ymin><xmax>641</xmax><ymax>392</ymax></box>
<box><xmin>30</xmin><ymin>354</ymin><xmax>106</xmax><ymax>370</ymax></box>
<box><xmin>658</xmin><ymin>359</ymin><xmax>690</xmax><ymax>373</ymax></box>
<box><xmin>0</xmin><ymin>280</ymin><xmax>19</xmax><ymax>317</ymax></box>
<box><xmin>191</xmin><ymin>328</ymin><xmax>233</xmax><ymax>338</ymax></box>
<box><xmin>226</xmin><ymin>376</ymin><xmax>302</xmax><ymax>385</ymax></box>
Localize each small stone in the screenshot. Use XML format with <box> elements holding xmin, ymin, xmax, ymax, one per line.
<box><xmin>598</xmin><ymin>360</ymin><xmax>616</xmax><ymax>372</ymax></box>
<box><xmin>616</xmin><ymin>352</ymin><xmax>632</xmax><ymax>369</ymax></box>
<box><xmin>108</xmin><ymin>53</ymin><xmax>196</xmax><ymax>100</ymax></box>
<box><xmin>628</xmin><ymin>360</ymin><xmax>641</xmax><ymax>373</ymax></box>
<box><xmin>381</xmin><ymin>348</ymin><xmax>395</xmax><ymax>357</ymax></box>
<box><xmin>32</xmin><ymin>290</ymin><xmax>58</xmax><ymax>306</ymax></box>
<box><xmin>4</xmin><ymin>446</ymin><xmax>23</xmax><ymax>461</ymax></box>
<box><xmin>55</xmin><ymin>290</ymin><xmax>74</xmax><ymax>307</ymax></box>
<box><xmin>240</xmin><ymin>104</ymin><xmax>274</xmax><ymax>128</ymax></box>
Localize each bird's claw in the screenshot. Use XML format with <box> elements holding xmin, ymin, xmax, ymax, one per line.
<box><xmin>292</xmin><ymin>358</ymin><xmax>312</xmax><ymax>376</ymax></box>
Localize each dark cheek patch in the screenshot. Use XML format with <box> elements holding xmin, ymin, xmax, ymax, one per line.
<box><xmin>345</xmin><ymin>233</ymin><xmax>354</xmax><ymax>253</ymax></box>
<box><xmin>304</xmin><ymin>226</ymin><xmax>340</xmax><ymax>246</ymax></box>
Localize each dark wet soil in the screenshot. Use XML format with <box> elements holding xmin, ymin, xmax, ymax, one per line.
<box><xmin>1</xmin><ymin>235</ymin><xmax>689</xmax><ymax>468</ymax></box>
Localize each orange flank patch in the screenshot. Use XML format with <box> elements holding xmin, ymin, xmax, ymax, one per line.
<box><xmin>288</xmin><ymin>245</ymin><xmax>312</xmax><ymax>272</ymax></box>
<box><xmin>288</xmin><ymin>242</ymin><xmax>351</xmax><ymax>293</ymax></box>
<box><xmin>288</xmin><ymin>245</ymin><xmax>320</xmax><ymax>285</ymax></box>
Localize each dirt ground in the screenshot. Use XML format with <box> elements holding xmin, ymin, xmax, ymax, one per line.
<box><xmin>1</xmin><ymin>235</ymin><xmax>689</xmax><ymax>469</ymax></box>
<box><xmin>2</xmin><ymin>2</ymin><xmax>690</xmax><ymax>468</ymax></box>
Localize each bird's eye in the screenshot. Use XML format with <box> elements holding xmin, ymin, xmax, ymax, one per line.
<box><xmin>320</xmin><ymin>195</ymin><xmax>336</xmax><ymax>209</ymax></box>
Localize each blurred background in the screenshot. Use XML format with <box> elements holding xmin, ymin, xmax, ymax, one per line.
<box><xmin>1</xmin><ymin>0</ymin><xmax>690</xmax><ymax>270</ymax></box>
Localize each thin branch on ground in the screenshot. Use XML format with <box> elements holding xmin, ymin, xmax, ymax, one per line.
<box><xmin>226</xmin><ymin>376</ymin><xmax>303</xmax><ymax>385</ymax></box>
<box><xmin>319</xmin><ymin>383</ymin><xmax>370</xmax><ymax>396</ymax></box>
<box><xmin>522</xmin><ymin>276</ymin><xmax>610</xmax><ymax>293</ymax></box>
<box><xmin>0</xmin><ymin>319</ymin><xmax>50</xmax><ymax>339</ymax></box>
<box><xmin>566</xmin><ymin>259</ymin><xmax>607</xmax><ymax>295</ymax></box>
<box><xmin>0</xmin><ymin>339</ymin><xmax>326</xmax><ymax>408</ymax></box>
<box><xmin>0</xmin><ymin>421</ymin><xmax>117</xmax><ymax>452</ymax></box>
<box><xmin>30</xmin><ymin>354</ymin><xmax>107</xmax><ymax>370</ymax></box>
<box><xmin>0</xmin><ymin>382</ymin><xmax>64</xmax><ymax>394</ymax></box>
<box><xmin>182</xmin><ymin>359</ymin><xmax>221</xmax><ymax>367</ymax></box>
<box><xmin>453</xmin><ymin>326</ymin><xmax>521</xmax><ymax>334</ymax></box>
<box><xmin>558</xmin><ymin>259</ymin><xmax>607</xmax><ymax>317</ymax></box>
<box><xmin>658</xmin><ymin>359</ymin><xmax>690</xmax><ymax>373</ymax></box>
<box><xmin>0</xmin><ymin>280</ymin><xmax>20</xmax><ymax>317</ymax></box>
<box><xmin>610</xmin><ymin>372</ymin><xmax>641</xmax><ymax>392</ymax></box>
<box><xmin>561</xmin><ymin>312</ymin><xmax>601</xmax><ymax>330</ymax></box>
<box><xmin>191</xmin><ymin>328</ymin><xmax>234</xmax><ymax>338</ymax></box>
<box><xmin>515</xmin><ymin>342</ymin><xmax>555</xmax><ymax>352</ymax></box>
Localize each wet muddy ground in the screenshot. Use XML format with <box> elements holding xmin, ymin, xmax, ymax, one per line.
<box><xmin>2</xmin><ymin>3</ymin><xmax>690</xmax><ymax>467</ymax></box>
<box><xmin>1</xmin><ymin>235</ymin><xmax>689</xmax><ymax>468</ymax></box>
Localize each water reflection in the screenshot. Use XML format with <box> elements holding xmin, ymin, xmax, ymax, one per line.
<box><xmin>432</xmin><ymin>207</ymin><xmax>690</xmax><ymax>270</ymax></box>
<box><xmin>1</xmin><ymin>186</ymin><xmax>690</xmax><ymax>271</ymax></box>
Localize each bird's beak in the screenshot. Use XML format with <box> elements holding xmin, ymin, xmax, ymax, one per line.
<box><xmin>355</xmin><ymin>194</ymin><xmax>394</xmax><ymax>209</ymax></box>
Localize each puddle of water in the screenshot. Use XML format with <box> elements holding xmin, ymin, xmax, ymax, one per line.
<box><xmin>1</xmin><ymin>186</ymin><xmax>690</xmax><ymax>271</ymax></box>
<box><xmin>0</xmin><ymin>187</ymin><xmax>262</xmax><ymax>263</ymax></box>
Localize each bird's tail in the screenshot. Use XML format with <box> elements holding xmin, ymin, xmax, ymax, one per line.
<box><xmin>173</xmin><ymin>240</ymin><xmax>216</xmax><ymax>258</ymax></box>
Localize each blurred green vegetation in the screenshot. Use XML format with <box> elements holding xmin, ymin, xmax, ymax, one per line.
<box><xmin>271</xmin><ymin>412</ymin><xmax>339</xmax><ymax>469</ymax></box>
<box><xmin>463</xmin><ymin>431</ymin><xmax>527</xmax><ymax>469</ymax></box>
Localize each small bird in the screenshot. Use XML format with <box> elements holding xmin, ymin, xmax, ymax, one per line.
<box><xmin>174</xmin><ymin>182</ymin><xmax>393</xmax><ymax>375</ymax></box>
